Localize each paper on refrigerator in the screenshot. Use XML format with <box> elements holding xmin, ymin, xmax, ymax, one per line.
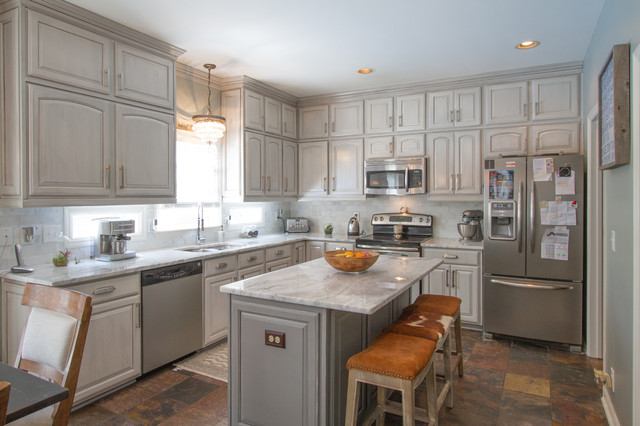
<box><xmin>541</xmin><ymin>228</ymin><xmax>569</xmax><ymax>261</ymax></box>
<box><xmin>533</xmin><ymin>158</ymin><xmax>553</xmax><ymax>181</ymax></box>
<box><xmin>539</xmin><ymin>201</ymin><xmax>577</xmax><ymax>226</ymax></box>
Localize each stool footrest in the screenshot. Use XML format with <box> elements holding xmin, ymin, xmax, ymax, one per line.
<box><xmin>385</xmin><ymin>400</ymin><xmax>435</xmax><ymax>425</ymax></box>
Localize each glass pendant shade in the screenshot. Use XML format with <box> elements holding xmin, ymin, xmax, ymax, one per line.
<box><xmin>192</xmin><ymin>63</ymin><xmax>226</xmax><ymax>144</ymax></box>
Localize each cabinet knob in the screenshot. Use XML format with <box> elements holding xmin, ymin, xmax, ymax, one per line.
<box><xmin>275</xmin><ymin>250</ymin><xmax>284</xmax><ymax>255</ymax></box>
<box><xmin>215</xmin><ymin>262</ymin><xmax>228</xmax><ymax>269</ymax></box>
<box><xmin>248</xmin><ymin>256</ymin><xmax>258</xmax><ymax>262</ymax></box>
<box><xmin>443</xmin><ymin>254</ymin><xmax>458</xmax><ymax>259</ymax></box>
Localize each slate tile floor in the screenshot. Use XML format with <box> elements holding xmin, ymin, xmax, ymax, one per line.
<box><xmin>70</xmin><ymin>330</ymin><xmax>606</xmax><ymax>425</ymax></box>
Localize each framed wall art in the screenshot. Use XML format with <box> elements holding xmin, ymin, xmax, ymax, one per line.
<box><xmin>599</xmin><ymin>43</ymin><xmax>630</xmax><ymax>170</ymax></box>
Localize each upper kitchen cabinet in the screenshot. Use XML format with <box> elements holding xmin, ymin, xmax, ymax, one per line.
<box><xmin>426</xmin><ymin>87</ymin><xmax>481</xmax><ymax>129</ymax></box>
<box><xmin>244</xmin><ymin>90</ymin><xmax>264</xmax><ymax>131</ymax></box>
<box><xmin>364</xmin><ymin>97</ymin><xmax>394</xmax><ymax>134</ymax></box>
<box><xmin>282</xmin><ymin>140</ymin><xmax>297</xmax><ymax>196</ymax></box>
<box><xmin>483</xmin><ymin>127</ymin><xmax>528</xmax><ymax>158</ymax></box>
<box><xmin>395</xmin><ymin>93</ymin><xmax>425</xmax><ymax>132</ymax></box>
<box><xmin>364</xmin><ymin>134</ymin><xmax>425</xmax><ymax>160</ymax></box>
<box><xmin>244</xmin><ymin>90</ymin><xmax>296</xmax><ymax>137</ymax></box>
<box><xmin>530</xmin><ymin>75</ymin><xmax>580</xmax><ymax>121</ymax></box>
<box><xmin>329</xmin><ymin>101</ymin><xmax>363</xmax><ymax>137</ymax></box>
<box><xmin>243</xmin><ymin>133</ymin><xmax>291</xmax><ymax>199</ymax></box>
<box><xmin>484</xmin><ymin>81</ymin><xmax>528</xmax><ymax>124</ymax></box>
<box><xmin>264</xmin><ymin>97</ymin><xmax>282</xmax><ymax>134</ymax></box>
<box><xmin>300</xmin><ymin>105</ymin><xmax>329</xmax><ymax>139</ymax></box>
<box><xmin>282</xmin><ymin>104</ymin><xmax>297</xmax><ymax>139</ymax></box>
<box><xmin>528</xmin><ymin>123</ymin><xmax>580</xmax><ymax>155</ymax></box>
<box><xmin>427</xmin><ymin>130</ymin><xmax>482</xmax><ymax>198</ymax></box>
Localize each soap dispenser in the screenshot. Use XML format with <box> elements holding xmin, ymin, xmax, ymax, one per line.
<box><xmin>347</xmin><ymin>214</ymin><xmax>360</xmax><ymax>236</ymax></box>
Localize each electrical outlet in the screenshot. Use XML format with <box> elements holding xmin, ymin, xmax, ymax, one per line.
<box><xmin>21</xmin><ymin>225</ymin><xmax>41</xmax><ymax>244</ymax></box>
<box><xmin>0</xmin><ymin>227</ymin><xmax>14</xmax><ymax>246</ymax></box>
<box><xmin>610</xmin><ymin>367</ymin><xmax>615</xmax><ymax>392</ymax></box>
<box><xmin>265</xmin><ymin>330</ymin><xmax>286</xmax><ymax>349</ymax></box>
<box><xmin>42</xmin><ymin>224</ymin><xmax>62</xmax><ymax>243</ymax></box>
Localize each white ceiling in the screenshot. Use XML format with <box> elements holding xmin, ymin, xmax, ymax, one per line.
<box><xmin>67</xmin><ymin>0</ymin><xmax>605</xmax><ymax>98</ymax></box>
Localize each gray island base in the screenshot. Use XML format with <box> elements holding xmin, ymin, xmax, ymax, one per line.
<box><xmin>220</xmin><ymin>256</ymin><xmax>442</xmax><ymax>426</ymax></box>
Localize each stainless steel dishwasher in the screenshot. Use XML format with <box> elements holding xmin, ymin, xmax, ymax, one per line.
<box><xmin>141</xmin><ymin>261</ymin><xmax>202</xmax><ymax>374</ymax></box>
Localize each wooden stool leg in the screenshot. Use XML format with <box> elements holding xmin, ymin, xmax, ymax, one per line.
<box><xmin>443</xmin><ymin>332</ymin><xmax>454</xmax><ymax>409</ymax></box>
<box><xmin>425</xmin><ymin>362</ymin><xmax>438</xmax><ymax>426</ymax></box>
<box><xmin>401</xmin><ymin>379</ymin><xmax>414</xmax><ymax>426</ymax></box>
<box><xmin>454</xmin><ymin>312</ymin><xmax>464</xmax><ymax>377</ymax></box>
<box><xmin>376</xmin><ymin>387</ymin><xmax>386</xmax><ymax>425</ymax></box>
<box><xmin>345</xmin><ymin>371</ymin><xmax>360</xmax><ymax>426</ymax></box>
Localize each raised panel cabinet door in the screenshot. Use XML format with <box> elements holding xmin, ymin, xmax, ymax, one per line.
<box><xmin>282</xmin><ymin>140</ymin><xmax>297</xmax><ymax>196</ymax></box>
<box><xmin>244</xmin><ymin>90</ymin><xmax>264</xmax><ymax>131</ymax></box>
<box><xmin>221</xmin><ymin>89</ymin><xmax>243</xmax><ymax>201</ymax></box>
<box><xmin>305</xmin><ymin>241</ymin><xmax>325</xmax><ymax>261</ymax></box>
<box><xmin>75</xmin><ymin>295</ymin><xmax>141</xmax><ymax>404</ymax></box>
<box><xmin>364</xmin><ymin>136</ymin><xmax>393</xmax><ymax>159</ymax></box>
<box><xmin>426</xmin><ymin>90</ymin><xmax>453</xmax><ymax>129</ymax></box>
<box><xmin>395</xmin><ymin>133</ymin><xmax>425</xmax><ymax>158</ymax></box>
<box><xmin>529</xmin><ymin>123</ymin><xmax>580</xmax><ymax>155</ymax></box>
<box><xmin>330</xmin><ymin>101</ymin><xmax>363</xmax><ymax>136</ymax></box>
<box><xmin>282</xmin><ymin>104</ymin><xmax>297</xmax><ymax>139</ymax></box>
<box><xmin>204</xmin><ymin>273</ymin><xmax>233</xmax><ymax>346</ymax></box>
<box><xmin>329</xmin><ymin>139</ymin><xmax>363</xmax><ymax>196</ymax></box>
<box><xmin>299</xmin><ymin>105</ymin><xmax>328</xmax><ymax>139</ymax></box>
<box><xmin>484</xmin><ymin>81</ymin><xmax>528</xmax><ymax>124</ymax></box>
<box><xmin>426</xmin><ymin>132</ymin><xmax>454</xmax><ymax>195</ymax></box>
<box><xmin>294</xmin><ymin>242</ymin><xmax>306</xmax><ymax>264</ymax></box>
<box><xmin>364</xmin><ymin>97</ymin><xmax>393</xmax><ymax>134</ymax></box>
<box><xmin>27</xmin><ymin>10</ymin><xmax>112</xmax><ymax>94</ymax></box>
<box><xmin>531</xmin><ymin>75</ymin><xmax>579</xmax><ymax>121</ymax></box>
<box><xmin>115</xmin><ymin>43</ymin><xmax>174</xmax><ymax>109</ymax></box>
<box><xmin>298</xmin><ymin>141</ymin><xmax>328</xmax><ymax>197</ymax></box>
<box><xmin>264</xmin><ymin>97</ymin><xmax>282</xmax><ymax>135</ymax></box>
<box><xmin>426</xmin><ymin>266</ymin><xmax>449</xmax><ymax>296</ymax></box>
<box><xmin>264</xmin><ymin>136</ymin><xmax>282</xmax><ymax>196</ymax></box>
<box><xmin>0</xmin><ymin>10</ymin><xmax>21</xmax><ymax>198</ymax></box>
<box><xmin>483</xmin><ymin>127</ymin><xmax>528</xmax><ymax>158</ymax></box>
<box><xmin>454</xmin><ymin>130</ymin><xmax>482</xmax><ymax>195</ymax></box>
<box><xmin>244</xmin><ymin>132</ymin><xmax>265</xmax><ymax>197</ymax></box>
<box><xmin>1</xmin><ymin>282</ymin><xmax>28</xmax><ymax>364</ymax></box>
<box><xmin>115</xmin><ymin>104</ymin><xmax>175</xmax><ymax>197</ymax></box>
<box><xmin>28</xmin><ymin>85</ymin><xmax>113</xmax><ymax>197</ymax></box>
<box><xmin>451</xmin><ymin>265</ymin><xmax>480</xmax><ymax>324</ymax></box>
<box><xmin>455</xmin><ymin>87</ymin><xmax>482</xmax><ymax>127</ymax></box>
<box><xmin>395</xmin><ymin>93</ymin><xmax>425</xmax><ymax>132</ymax></box>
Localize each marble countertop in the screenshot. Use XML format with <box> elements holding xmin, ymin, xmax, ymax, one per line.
<box><xmin>220</xmin><ymin>256</ymin><xmax>442</xmax><ymax>315</ymax></box>
<box><xmin>422</xmin><ymin>238</ymin><xmax>483</xmax><ymax>250</ymax></box>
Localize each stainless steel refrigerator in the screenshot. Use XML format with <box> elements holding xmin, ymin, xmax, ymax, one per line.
<box><xmin>482</xmin><ymin>154</ymin><xmax>584</xmax><ymax>346</ymax></box>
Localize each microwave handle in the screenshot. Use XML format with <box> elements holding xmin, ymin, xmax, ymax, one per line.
<box><xmin>405</xmin><ymin>166</ymin><xmax>409</xmax><ymax>192</ymax></box>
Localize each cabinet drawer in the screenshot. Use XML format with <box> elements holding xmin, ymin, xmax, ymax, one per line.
<box><xmin>204</xmin><ymin>255</ymin><xmax>237</xmax><ymax>277</ymax></box>
<box><xmin>325</xmin><ymin>242</ymin><xmax>354</xmax><ymax>251</ymax></box>
<box><xmin>237</xmin><ymin>264</ymin><xmax>265</xmax><ymax>280</ymax></box>
<box><xmin>68</xmin><ymin>273</ymin><xmax>140</xmax><ymax>305</ymax></box>
<box><xmin>238</xmin><ymin>249</ymin><xmax>265</xmax><ymax>269</ymax></box>
<box><xmin>422</xmin><ymin>248</ymin><xmax>480</xmax><ymax>266</ymax></box>
<box><xmin>266</xmin><ymin>244</ymin><xmax>291</xmax><ymax>262</ymax></box>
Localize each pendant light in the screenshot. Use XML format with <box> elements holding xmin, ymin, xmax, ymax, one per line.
<box><xmin>192</xmin><ymin>64</ymin><xmax>226</xmax><ymax>144</ymax></box>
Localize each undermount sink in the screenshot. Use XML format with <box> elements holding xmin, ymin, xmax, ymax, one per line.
<box><xmin>176</xmin><ymin>243</ymin><xmax>243</xmax><ymax>253</ymax></box>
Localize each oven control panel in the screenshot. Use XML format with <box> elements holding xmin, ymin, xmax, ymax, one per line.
<box><xmin>371</xmin><ymin>213</ymin><xmax>432</xmax><ymax>227</ymax></box>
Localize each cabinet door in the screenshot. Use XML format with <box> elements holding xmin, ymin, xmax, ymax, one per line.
<box><xmin>204</xmin><ymin>273</ymin><xmax>233</xmax><ymax>346</ymax></box>
<box><xmin>427</xmin><ymin>266</ymin><xmax>449</xmax><ymax>296</ymax></box>
<box><xmin>305</xmin><ymin>241</ymin><xmax>325</xmax><ymax>261</ymax></box>
<box><xmin>294</xmin><ymin>242</ymin><xmax>306</xmax><ymax>264</ymax></box>
<box><xmin>265</xmin><ymin>137</ymin><xmax>282</xmax><ymax>196</ymax></box>
<box><xmin>454</xmin><ymin>130</ymin><xmax>482</xmax><ymax>195</ymax></box>
<box><xmin>244</xmin><ymin>132</ymin><xmax>265</xmax><ymax>196</ymax></box>
<box><xmin>451</xmin><ymin>265</ymin><xmax>480</xmax><ymax>325</ymax></box>
<box><xmin>221</xmin><ymin>89</ymin><xmax>243</xmax><ymax>201</ymax></box>
<box><xmin>75</xmin><ymin>295</ymin><xmax>142</xmax><ymax>404</ymax></box>
<box><xmin>427</xmin><ymin>133</ymin><xmax>454</xmax><ymax>195</ymax></box>
<box><xmin>531</xmin><ymin>75</ymin><xmax>579</xmax><ymax>121</ymax></box>
<box><xmin>266</xmin><ymin>258</ymin><xmax>291</xmax><ymax>272</ymax></box>
<box><xmin>329</xmin><ymin>139</ymin><xmax>363</xmax><ymax>197</ymax></box>
<box><xmin>426</xmin><ymin>90</ymin><xmax>453</xmax><ymax>129</ymax></box>
<box><xmin>529</xmin><ymin>123</ymin><xmax>580</xmax><ymax>155</ymax></box>
<box><xmin>28</xmin><ymin>85</ymin><xmax>113</xmax><ymax>197</ymax></box>
<box><xmin>244</xmin><ymin>90</ymin><xmax>264</xmax><ymax>131</ymax></box>
<box><xmin>395</xmin><ymin>94</ymin><xmax>425</xmax><ymax>132</ymax></box>
<box><xmin>299</xmin><ymin>105</ymin><xmax>328</xmax><ymax>139</ymax></box>
<box><xmin>238</xmin><ymin>264</ymin><xmax>264</xmax><ymax>280</ymax></box>
<box><xmin>115</xmin><ymin>104</ymin><xmax>175</xmax><ymax>197</ymax></box>
<box><xmin>483</xmin><ymin>127</ymin><xmax>528</xmax><ymax>158</ymax></box>
<box><xmin>264</xmin><ymin>97</ymin><xmax>282</xmax><ymax>135</ymax></box>
<box><xmin>395</xmin><ymin>134</ymin><xmax>425</xmax><ymax>158</ymax></box>
<box><xmin>282</xmin><ymin>140</ymin><xmax>297</xmax><ymax>196</ymax></box>
<box><xmin>330</xmin><ymin>101</ymin><xmax>363</xmax><ymax>136</ymax></box>
<box><xmin>282</xmin><ymin>104</ymin><xmax>297</xmax><ymax>139</ymax></box>
<box><xmin>115</xmin><ymin>43</ymin><xmax>174</xmax><ymax>109</ymax></box>
<box><xmin>364</xmin><ymin>136</ymin><xmax>393</xmax><ymax>159</ymax></box>
<box><xmin>484</xmin><ymin>81</ymin><xmax>528</xmax><ymax>124</ymax></box>
<box><xmin>298</xmin><ymin>141</ymin><xmax>328</xmax><ymax>197</ymax></box>
<box><xmin>27</xmin><ymin>10</ymin><xmax>111</xmax><ymax>94</ymax></box>
<box><xmin>364</xmin><ymin>98</ymin><xmax>393</xmax><ymax>134</ymax></box>
<box><xmin>1</xmin><ymin>10</ymin><xmax>21</xmax><ymax>198</ymax></box>
<box><xmin>455</xmin><ymin>87</ymin><xmax>482</xmax><ymax>127</ymax></box>
<box><xmin>1</xmin><ymin>282</ymin><xmax>29</xmax><ymax>364</ymax></box>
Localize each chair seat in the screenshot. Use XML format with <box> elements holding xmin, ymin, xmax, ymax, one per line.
<box><xmin>347</xmin><ymin>333</ymin><xmax>436</xmax><ymax>380</ymax></box>
<box><xmin>407</xmin><ymin>294</ymin><xmax>461</xmax><ymax>317</ymax></box>
<box><xmin>385</xmin><ymin>311</ymin><xmax>453</xmax><ymax>342</ymax></box>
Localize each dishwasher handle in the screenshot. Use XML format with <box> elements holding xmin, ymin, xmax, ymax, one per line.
<box><xmin>142</xmin><ymin>261</ymin><xmax>202</xmax><ymax>286</ymax></box>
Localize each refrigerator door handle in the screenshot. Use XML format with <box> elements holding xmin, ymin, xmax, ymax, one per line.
<box><xmin>491</xmin><ymin>279</ymin><xmax>574</xmax><ymax>291</ymax></box>
<box><xmin>517</xmin><ymin>181</ymin><xmax>523</xmax><ymax>253</ymax></box>
<box><xmin>529</xmin><ymin>181</ymin><xmax>535</xmax><ymax>253</ymax></box>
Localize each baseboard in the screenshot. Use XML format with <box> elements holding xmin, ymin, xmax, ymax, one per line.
<box><xmin>602</xmin><ymin>388</ymin><xmax>620</xmax><ymax>426</ymax></box>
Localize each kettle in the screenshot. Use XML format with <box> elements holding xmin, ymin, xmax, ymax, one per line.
<box><xmin>347</xmin><ymin>214</ymin><xmax>360</xmax><ymax>236</ymax></box>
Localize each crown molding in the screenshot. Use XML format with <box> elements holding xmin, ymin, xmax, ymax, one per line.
<box><xmin>219</xmin><ymin>75</ymin><xmax>298</xmax><ymax>105</ymax></box>
<box><xmin>176</xmin><ymin>62</ymin><xmax>224</xmax><ymax>87</ymax></box>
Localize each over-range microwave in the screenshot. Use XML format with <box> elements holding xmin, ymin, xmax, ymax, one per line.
<box><xmin>364</xmin><ymin>157</ymin><xmax>427</xmax><ymax>195</ymax></box>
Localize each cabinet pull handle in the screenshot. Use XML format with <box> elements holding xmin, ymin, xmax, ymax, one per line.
<box><xmin>443</xmin><ymin>254</ymin><xmax>458</xmax><ymax>259</ymax></box>
<box><xmin>399</xmin><ymin>115</ymin><xmax>403</xmax><ymax>127</ymax></box>
<box><xmin>119</xmin><ymin>166</ymin><xmax>125</xmax><ymax>189</ymax></box>
<box><xmin>523</xmin><ymin>103</ymin><xmax>528</xmax><ymax>117</ymax></box>
<box><xmin>332</xmin><ymin>177</ymin><xmax>336</xmax><ymax>191</ymax></box>
<box><xmin>118</xmin><ymin>73</ymin><xmax>123</xmax><ymax>89</ymax></box>
<box><xmin>268</xmin><ymin>176</ymin><xmax>271</xmax><ymax>192</ymax></box>
<box><xmin>388</xmin><ymin>142</ymin><xmax>393</xmax><ymax>154</ymax></box>
<box><xmin>135</xmin><ymin>303</ymin><xmax>141</xmax><ymax>328</ymax></box>
<box><xmin>275</xmin><ymin>250</ymin><xmax>284</xmax><ymax>255</ymax></box>
<box><xmin>456</xmin><ymin>110</ymin><xmax>460</xmax><ymax>122</ymax></box>
<box><xmin>215</xmin><ymin>262</ymin><xmax>228</xmax><ymax>269</ymax></box>
<box><xmin>248</xmin><ymin>256</ymin><xmax>258</xmax><ymax>262</ymax></box>
<box><xmin>449</xmin><ymin>110</ymin><xmax>454</xmax><ymax>122</ymax></box>
<box><xmin>388</xmin><ymin>116</ymin><xmax>393</xmax><ymax>128</ymax></box>
<box><xmin>445</xmin><ymin>269</ymin><xmax>449</xmax><ymax>287</ymax></box>
<box><xmin>93</xmin><ymin>285</ymin><xmax>116</xmax><ymax>295</ymax></box>
<box><xmin>324</xmin><ymin>123</ymin><xmax>327</xmax><ymax>134</ymax></box>
<box><xmin>105</xmin><ymin>165</ymin><xmax>110</xmax><ymax>189</ymax></box>
<box><xmin>535</xmin><ymin>102</ymin><xmax>539</xmax><ymax>115</ymax></box>
<box><xmin>332</xmin><ymin>122</ymin><xmax>336</xmax><ymax>133</ymax></box>
<box><xmin>323</xmin><ymin>177</ymin><xmax>327</xmax><ymax>192</ymax></box>
<box><xmin>456</xmin><ymin>173</ymin><xmax>461</xmax><ymax>190</ymax></box>
<box><xmin>284</xmin><ymin>177</ymin><xmax>288</xmax><ymax>192</ymax></box>
<box><xmin>103</xmin><ymin>69</ymin><xmax>109</xmax><ymax>87</ymax></box>
<box><xmin>452</xmin><ymin>270</ymin><xmax>456</xmax><ymax>288</ymax></box>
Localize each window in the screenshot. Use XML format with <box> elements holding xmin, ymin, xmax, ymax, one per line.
<box><xmin>228</xmin><ymin>206</ymin><xmax>263</xmax><ymax>227</ymax></box>
<box><xmin>64</xmin><ymin>205</ymin><xmax>147</xmax><ymax>247</ymax></box>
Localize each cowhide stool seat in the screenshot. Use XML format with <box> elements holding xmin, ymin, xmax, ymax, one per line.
<box><xmin>345</xmin><ymin>333</ymin><xmax>438</xmax><ymax>426</ymax></box>
<box><xmin>384</xmin><ymin>310</ymin><xmax>454</xmax><ymax>413</ymax></box>
<box><xmin>405</xmin><ymin>294</ymin><xmax>464</xmax><ymax>377</ymax></box>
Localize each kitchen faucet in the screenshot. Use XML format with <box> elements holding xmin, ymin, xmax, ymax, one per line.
<box><xmin>277</xmin><ymin>209</ymin><xmax>286</xmax><ymax>234</ymax></box>
<box><xmin>196</xmin><ymin>203</ymin><xmax>205</xmax><ymax>245</ymax></box>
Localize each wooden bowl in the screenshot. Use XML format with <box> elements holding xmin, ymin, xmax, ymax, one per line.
<box><xmin>323</xmin><ymin>250</ymin><xmax>380</xmax><ymax>272</ymax></box>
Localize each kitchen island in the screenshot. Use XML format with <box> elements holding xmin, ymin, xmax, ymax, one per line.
<box><xmin>220</xmin><ymin>255</ymin><xmax>442</xmax><ymax>426</ymax></box>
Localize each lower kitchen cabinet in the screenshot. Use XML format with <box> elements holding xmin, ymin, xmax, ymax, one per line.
<box><xmin>293</xmin><ymin>241</ymin><xmax>306</xmax><ymax>264</ymax></box>
<box><xmin>422</xmin><ymin>247</ymin><xmax>482</xmax><ymax>326</ymax></box>
<box><xmin>204</xmin><ymin>272</ymin><xmax>233</xmax><ymax>346</ymax></box>
<box><xmin>306</xmin><ymin>240</ymin><xmax>325</xmax><ymax>261</ymax></box>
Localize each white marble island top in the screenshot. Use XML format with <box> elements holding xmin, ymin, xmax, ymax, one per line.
<box><xmin>220</xmin><ymin>256</ymin><xmax>442</xmax><ymax>315</ymax></box>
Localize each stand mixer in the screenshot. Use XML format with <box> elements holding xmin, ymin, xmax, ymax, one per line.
<box><xmin>457</xmin><ymin>210</ymin><xmax>483</xmax><ymax>242</ymax></box>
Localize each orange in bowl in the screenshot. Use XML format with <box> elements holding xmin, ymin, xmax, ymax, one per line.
<box><xmin>323</xmin><ymin>250</ymin><xmax>380</xmax><ymax>272</ymax></box>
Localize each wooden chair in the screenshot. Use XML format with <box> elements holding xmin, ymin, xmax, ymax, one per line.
<box><xmin>0</xmin><ymin>382</ymin><xmax>10</xmax><ymax>426</ymax></box>
<box><xmin>12</xmin><ymin>283</ymin><xmax>92</xmax><ymax>425</ymax></box>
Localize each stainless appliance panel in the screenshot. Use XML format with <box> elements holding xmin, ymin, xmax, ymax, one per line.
<box><xmin>364</xmin><ymin>158</ymin><xmax>427</xmax><ymax>195</ymax></box>
<box><xmin>483</xmin><ymin>275</ymin><xmax>583</xmax><ymax>345</ymax></box>
<box><xmin>526</xmin><ymin>154</ymin><xmax>584</xmax><ymax>281</ymax></box>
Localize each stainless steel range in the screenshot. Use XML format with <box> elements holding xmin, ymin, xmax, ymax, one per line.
<box><xmin>355</xmin><ymin>212</ymin><xmax>433</xmax><ymax>257</ymax></box>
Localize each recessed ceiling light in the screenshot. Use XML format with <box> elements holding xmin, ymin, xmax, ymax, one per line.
<box><xmin>516</xmin><ymin>40</ymin><xmax>540</xmax><ymax>50</ymax></box>
<box><xmin>358</xmin><ymin>68</ymin><xmax>374</xmax><ymax>74</ymax></box>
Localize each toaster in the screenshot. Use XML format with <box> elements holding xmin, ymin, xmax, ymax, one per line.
<box><xmin>285</xmin><ymin>217</ymin><xmax>310</xmax><ymax>233</ymax></box>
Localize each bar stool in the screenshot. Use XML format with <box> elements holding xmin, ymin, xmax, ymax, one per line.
<box><xmin>384</xmin><ymin>310</ymin><xmax>454</xmax><ymax>412</ymax></box>
<box><xmin>345</xmin><ymin>332</ymin><xmax>438</xmax><ymax>426</ymax></box>
<box><xmin>405</xmin><ymin>294</ymin><xmax>464</xmax><ymax>377</ymax></box>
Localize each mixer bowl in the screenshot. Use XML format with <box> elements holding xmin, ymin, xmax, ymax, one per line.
<box><xmin>457</xmin><ymin>223</ymin><xmax>477</xmax><ymax>240</ymax></box>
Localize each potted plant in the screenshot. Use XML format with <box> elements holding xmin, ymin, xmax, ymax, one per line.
<box><xmin>323</xmin><ymin>224</ymin><xmax>334</xmax><ymax>235</ymax></box>
<box><xmin>52</xmin><ymin>250</ymin><xmax>71</xmax><ymax>267</ymax></box>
